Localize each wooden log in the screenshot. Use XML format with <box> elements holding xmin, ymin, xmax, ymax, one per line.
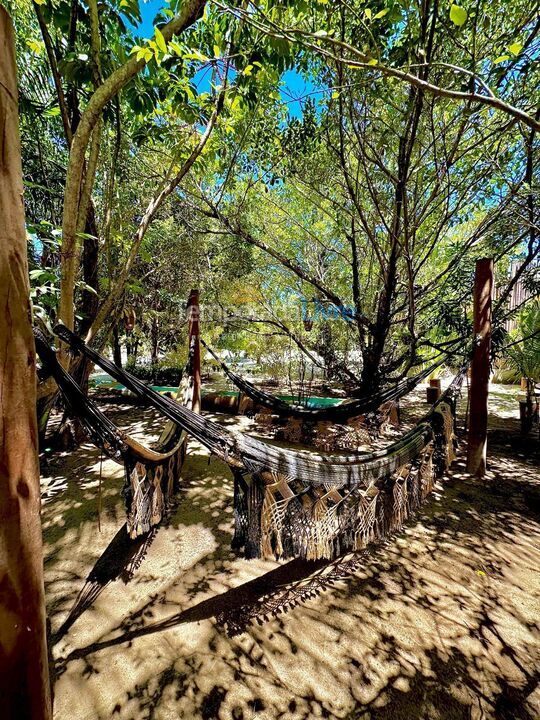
<box><xmin>426</xmin><ymin>386</ymin><xmax>441</xmax><ymax>404</ymax></box>
<box><xmin>237</xmin><ymin>392</ymin><xmax>255</xmax><ymax>416</ymax></box>
<box><xmin>467</xmin><ymin>258</ymin><xmax>494</xmax><ymax>477</ymax></box>
<box><xmin>429</xmin><ymin>378</ymin><xmax>441</xmax><ymax>389</ymax></box>
<box><xmin>201</xmin><ymin>392</ymin><xmax>239</xmax><ymax>413</ymax></box>
<box><xmin>388</xmin><ymin>400</ymin><xmax>400</xmax><ymax>427</ymax></box>
<box><xmin>186</xmin><ymin>289</ymin><xmax>201</xmax><ymax>413</ymax></box>
<box><xmin>0</xmin><ymin>7</ymin><xmax>52</xmax><ymax>718</ymax></box>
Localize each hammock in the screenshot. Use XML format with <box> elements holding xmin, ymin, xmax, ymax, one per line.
<box><xmin>201</xmin><ymin>338</ymin><xmax>456</xmax><ymax>420</ymax></box>
<box><xmin>53</xmin><ymin>324</ymin><xmax>466</xmax><ymax>561</ymax></box>
<box><xmin>35</xmin><ymin>330</ymin><xmax>194</xmax><ymax>539</ymax></box>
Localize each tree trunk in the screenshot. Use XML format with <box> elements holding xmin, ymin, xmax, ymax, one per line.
<box><xmin>150</xmin><ymin>316</ymin><xmax>159</xmax><ymax>367</ymax></box>
<box><xmin>112</xmin><ymin>325</ymin><xmax>122</xmax><ymax>368</ymax></box>
<box><xmin>79</xmin><ymin>203</ymin><xmax>100</xmax><ymax>337</ymax></box>
<box><xmin>467</xmin><ymin>258</ymin><xmax>493</xmax><ymax>477</ymax></box>
<box><xmin>0</xmin><ymin>9</ymin><xmax>52</xmax><ymax>717</ymax></box>
<box><xmin>187</xmin><ymin>290</ymin><xmax>201</xmax><ymax>413</ymax></box>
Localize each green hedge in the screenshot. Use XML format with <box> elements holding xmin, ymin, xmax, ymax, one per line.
<box><xmin>125</xmin><ymin>362</ymin><xmax>182</xmax><ymax>386</ymax></box>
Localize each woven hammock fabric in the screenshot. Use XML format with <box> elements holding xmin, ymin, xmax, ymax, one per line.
<box><xmin>53</xmin><ymin>324</ymin><xmax>466</xmax><ymax>561</ymax></box>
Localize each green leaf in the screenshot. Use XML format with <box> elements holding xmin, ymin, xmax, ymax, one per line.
<box><xmin>449</xmin><ymin>4</ymin><xmax>467</xmax><ymax>27</ymax></box>
<box><xmin>364</xmin><ymin>8</ymin><xmax>372</xmax><ymax>20</ymax></box>
<box><xmin>76</xmin><ymin>282</ymin><xmax>98</xmax><ymax>296</ymax></box>
<box><xmin>331</xmin><ymin>90</ymin><xmax>339</xmax><ymax>99</ymax></box>
<box><xmin>168</xmin><ymin>40</ymin><xmax>183</xmax><ymax>55</ymax></box>
<box><xmin>183</xmin><ymin>49</ymin><xmax>209</xmax><ymax>62</ymax></box>
<box><xmin>243</xmin><ymin>64</ymin><xmax>253</xmax><ymax>76</ymax></box>
<box><xmin>33</xmin><ymin>0</ymin><xmax>46</xmax><ymax>5</ymax></box>
<box><xmin>29</xmin><ymin>269</ymin><xmax>46</xmax><ymax>280</ymax></box>
<box><xmin>155</xmin><ymin>27</ymin><xmax>167</xmax><ymax>54</ymax></box>
<box><xmin>493</xmin><ymin>54</ymin><xmax>510</xmax><ymax>64</ymax></box>
<box><xmin>374</xmin><ymin>9</ymin><xmax>389</xmax><ymax>19</ymax></box>
<box><xmin>367</xmin><ymin>58</ymin><xmax>378</xmax><ymax>65</ymax></box>
<box><xmin>313</xmin><ymin>30</ymin><xmax>328</xmax><ymax>37</ymax></box>
<box><xmin>26</xmin><ymin>39</ymin><xmax>43</xmax><ymax>55</ymax></box>
<box><xmin>508</xmin><ymin>42</ymin><xmax>522</xmax><ymax>56</ymax></box>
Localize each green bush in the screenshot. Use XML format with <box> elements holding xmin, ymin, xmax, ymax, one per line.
<box><xmin>124</xmin><ymin>362</ymin><xmax>182</xmax><ymax>386</ymax></box>
<box><xmin>505</xmin><ymin>300</ymin><xmax>540</xmax><ymax>382</ymax></box>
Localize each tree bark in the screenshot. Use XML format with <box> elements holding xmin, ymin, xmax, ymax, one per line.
<box><xmin>112</xmin><ymin>325</ymin><xmax>122</xmax><ymax>368</ymax></box>
<box><xmin>150</xmin><ymin>315</ymin><xmax>159</xmax><ymax>367</ymax></box>
<box><xmin>467</xmin><ymin>258</ymin><xmax>493</xmax><ymax>477</ymax></box>
<box><xmin>187</xmin><ymin>290</ymin><xmax>201</xmax><ymax>413</ymax></box>
<box><xmin>0</xmin><ymin>8</ymin><xmax>52</xmax><ymax>717</ymax></box>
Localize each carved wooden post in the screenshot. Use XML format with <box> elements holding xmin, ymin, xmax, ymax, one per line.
<box><xmin>467</xmin><ymin>258</ymin><xmax>494</xmax><ymax>477</ymax></box>
<box><xmin>0</xmin><ymin>8</ymin><xmax>52</xmax><ymax>718</ymax></box>
<box><xmin>187</xmin><ymin>289</ymin><xmax>201</xmax><ymax>413</ymax></box>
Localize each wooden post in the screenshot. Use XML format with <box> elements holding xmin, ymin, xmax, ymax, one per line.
<box><xmin>467</xmin><ymin>258</ymin><xmax>494</xmax><ymax>477</ymax></box>
<box><xmin>187</xmin><ymin>289</ymin><xmax>201</xmax><ymax>413</ymax></box>
<box><xmin>0</xmin><ymin>8</ymin><xmax>53</xmax><ymax>719</ymax></box>
<box><xmin>426</xmin><ymin>379</ymin><xmax>441</xmax><ymax>404</ymax></box>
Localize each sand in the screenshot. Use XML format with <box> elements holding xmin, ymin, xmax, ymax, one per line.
<box><xmin>41</xmin><ymin>386</ymin><xmax>540</xmax><ymax>720</ymax></box>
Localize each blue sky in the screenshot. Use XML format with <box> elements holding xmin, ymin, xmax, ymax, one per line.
<box><xmin>127</xmin><ymin>0</ymin><xmax>321</xmax><ymax>118</ymax></box>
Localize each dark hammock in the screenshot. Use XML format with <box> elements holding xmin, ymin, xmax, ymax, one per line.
<box><xmin>201</xmin><ymin>338</ymin><xmax>458</xmax><ymax>420</ymax></box>
<box><xmin>52</xmin><ymin>323</ymin><xmax>466</xmax><ymax>561</ymax></box>
<box><xmin>35</xmin><ymin>330</ymin><xmax>193</xmax><ymax>538</ymax></box>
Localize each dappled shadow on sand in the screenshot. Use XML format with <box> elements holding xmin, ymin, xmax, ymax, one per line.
<box><xmin>51</xmin><ymin>524</ymin><xmax>158</xmax><ymax>643</ymax></box>
<box><xmin>43</xmin><ymin>388</ymin><xmax>540</xmax><ymax>720</ymax></box>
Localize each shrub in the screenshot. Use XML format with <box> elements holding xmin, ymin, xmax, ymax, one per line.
<box><xmin>124</xmin><ymin>362</ymin><xmax>182</xmax><ymax>386</ymax></box>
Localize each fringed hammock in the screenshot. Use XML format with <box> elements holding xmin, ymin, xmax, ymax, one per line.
<box><xmin>35</xmin><ymin>330</ymin><xmax>195</xmax><ymax>539</ymax></box>
<box><xmin>201</xmin><ymin>337</ymin><xmax>457</xmax><ymax>421</ymax></box>
<box><xmin>51</xmin><ymin>324</ymin><xmax>466</xmax><ymax>562</ymax></box>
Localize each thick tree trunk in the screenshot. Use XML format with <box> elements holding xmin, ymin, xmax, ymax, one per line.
<box><xmin>0</xmin><ymin>8</ymin><xmax>52</xmax><ymax>717</ymax></box>
<box><xmin>467</xmin><ymin>258</ymin><xmax>493</xmax><ymax>477</ymax></box>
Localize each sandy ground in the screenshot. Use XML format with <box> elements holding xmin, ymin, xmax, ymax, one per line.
<box><xmin>40</xmin><ymin>384</ymin><xmax>540</xmax><ymax>720</ymax></box>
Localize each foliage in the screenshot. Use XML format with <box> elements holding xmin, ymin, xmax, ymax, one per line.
<box><xmin>123</xmin><ymin>361</ymin><xmax>183</xmax><ymax>386</ymax></box>
<box><xmin>4</xmin><ymin>0</ymin><xmax>539</xmax><ymax>392</ymax></box>
<box><xmin>506</xmin><ymin>301</ymin><xmax>540</xmax><ymax>382</ymax></box>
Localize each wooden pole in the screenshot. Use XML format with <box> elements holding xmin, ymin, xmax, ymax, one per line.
<box><xmin>467</xmin><ymin>258</ymin><xmax>494</xmax><ymax>477</ymax></box>
<box><xmin>187</xmin><ymin>289</ymin><xmax>201</xmax><ymax>413</ymax></box>
<box><xmin>0</xmin><ymin>8</ymin><xmax>53</xmax><ymax>719</ymax></box>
